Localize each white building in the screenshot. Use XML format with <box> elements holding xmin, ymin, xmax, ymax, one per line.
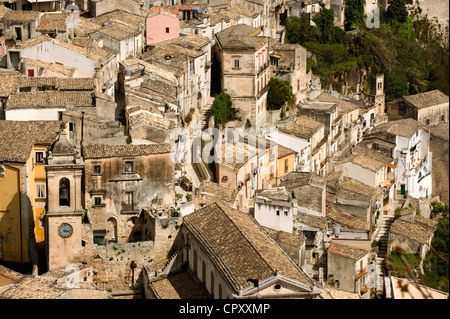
<box><xmin>364</xmin><ymin>119</ymin><xmax>432</xmax><ymax>200</ymax></box>
<box><xmin>254</xmin><ymin>187</ymin><xmax>294</xmax><ymax>233</ymax></box>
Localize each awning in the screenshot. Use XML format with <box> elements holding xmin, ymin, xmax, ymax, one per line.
<box><xmin>93</xmin><ymin>229</ymin><xmax>107</xmax><ymax>236</ymax></box>
<box><xmin>270</xmin><ymin>54</ymin><xmax>282</xmax><ymax>59</ymax></box>
<box><xmin>388</xmin><ymin>164</ymin><xmax>397</xmax><ymax>169</ymax></box>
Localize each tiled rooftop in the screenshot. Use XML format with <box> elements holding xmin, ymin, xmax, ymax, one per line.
<box><xmin>328</xmin><ymin>242</ymin><xmax>369</xmax><ymax>260</ymax></box>
<box><xmin>0</xmin><ymin>120</ymin><xmax>64</xmax><ymax>162</ymax></box>
<box><xmin>20</xmin><ymin>58</ymin><xmax>76</xmax><ymax>77</ymax></box>
<box><xmin>278</xmin><ymin>115</ymin><xmax>324</xmax><ymax>140</ymax></box>
<box><xmin>403</xmin><ymin>89</ymin><xmax>449</xmax><ymax>109</ymax></box>
<box><xmin>83</xmin><ymin>143</ymin><xmax>172</xmax><ymax>159</ymax></box>
<box><xmin>215</xmin><ymin>24</ymin><xmax>266</xmax><ymax>50</ymax></box>
<box><xmin>6</xmin><ymin>91</ymin><xmax>94</xmax><ymax>109</ymax></box>
<box><xmin>0</xmin><ymin>71</ymin><xmax>20</xmax><ymax>97</ymax></box>
<box><xmin>37</xmin><ymin>12</ymin><xmax>71</xmax><ymax>32</ymax></box>
<box><xmin>4</xmin><ymin>10</ymin><xmax>40</xmax><ymax>22</ymax></box>
<box><xmin>183</xmin><ymin>202</ymin><xmax>314</xmax><ymax>293</ymax></box>
<box><xmin>337</xmin><ymin>145</ymin><xmax>393</xmax><ymax>172</ymax></box>
<box><xmin>200</xmin><ymin>181</ymin><xmax>238</xmax><ymax>204</ymax></box>
<box><xmin>148</xmin><ymin>269</ymin><xmax>211</xmax><ymax>299</ymax></box>
<box><xmin>17</xmin><ymin>76</ymin><xmax>95</xmax><ymax>91</ymax></box>
<box><xmin>326</xmin><ymin>207</ymin><xmax>369</xmax><ymax>231</ymax></box>
<box><xmin>390</xmin><ymin>219</ymin><xmax>430</xmax><ymax>245</ymax></box>
<box><xmin>370</xmin><ymin>118</ymin><xmax>425</xmax><ymax>139</ymax></box>
<box><xmin>96</xmin><ymin>22</ymin><xmax>139</xmax><ymax>41</ymax></box>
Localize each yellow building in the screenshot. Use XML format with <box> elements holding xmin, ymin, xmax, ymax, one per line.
<box><xmin>0</xmin><ymin>121</ymin><xmax>64</xmax><ymax>263</ymax></box>
<box><xmin>265</xmin><ymin>143</ymin><xmax>296</xmax><ymax>188</ymax></box>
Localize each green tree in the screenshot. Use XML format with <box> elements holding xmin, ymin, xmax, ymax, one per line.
<box><xmin>344</xmin><ymin>0</ymin><xmax>365</xmax><ymax>30</ymax></box>
<box><xmin>385</xmin><ymin>0</ymin><xmax>409</xmax><ymax>24</ymax></box>
<box><xmin>211</xmin><ymin>90</ymin><xmax>238</xmax><ymax>128</ymax></box>
<box><xmin>285</xmin><ymin>15</ymin><xmax>319</xmax><ymax>46</ymax></box>
<box><xmin>267</xmin><ymin>78</ymin><xmax>294</xmax><ymax>111</ymax></box>
<box><xmin>312</xmin><ymin>3</ymin><xmax>335</xmax><ymax>44</ymax></box>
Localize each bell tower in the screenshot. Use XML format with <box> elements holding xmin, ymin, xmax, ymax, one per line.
<box><xmin>45</xmin><ymin>130</ymin><xmax>84</xmax><ymax>271</ymax></box>
<box><xmin>374</xmin><ymin>74</ymin><xmax>385</xmax><ymax>115</ymax></box>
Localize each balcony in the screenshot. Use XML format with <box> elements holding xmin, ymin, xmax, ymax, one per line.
<box><xmin>356</xmin><ymin>266</ymin><xmax>368</xmax><ymax>279</ymax></box>
<box><xmin>360</xmin><ymin>284</ymin><xmax>369</xmax><ymax>294</ymax></box>
<box><xmin>257</xmin><ymin>62</ymin><xmax>269</xmax><ymax>75</ymax></box>
<box><xmin>331</xmin><ymin>130</ymin><xmax>342</xmax><ymax>143</ymax></box>
<box><xmin>121</xmin><ymin>203</ymin><xmax>138</xmax><ymax>214</ymax></box>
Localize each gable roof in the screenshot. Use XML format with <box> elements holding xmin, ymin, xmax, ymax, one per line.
<box><xmin>278</xmin><ymin>115</ymin><xmax>324</xmax><ymax>140</ymax></box>
<box><xmin>0</xmin><ymin>120</ymin><xmax>64</xmax><ymax>162</ymax></box>
<box><xmin>215</xmin><ymin>24</ymin><xmax>266</xmax><ymax>50</ymax></box>
<box><xmin>328</xmin><ymin>242</ymin><xmax>369</xmax><ymax>260</ymax></box>
<box><xmin>370</xmin><ymin>118</ymin><xmax>424</xmax><ymax>139</ymax></box>
<box><xmin>83</xmin><ymin>143</ymin><xmax>172</xmax><ymax>159</ymax></box>
<box><xmin>390</xmin><ymin>219</ymin><xmax>430</xmax><ymax>245</ymax></box>
<box><xmin>37</xmin><ymin>12</ymin><xmax>71</xmax><ymax>33</ymax></box>
<box><xmin>146</xmin><ymin>269</ymin><xmax>211</xmax><ymax>299</ymax></box>
<box><xmin>6</xmin><ymin>91</ymin><xmax>94</xmax><ymax>109</ymax></box>
<box><xmin>402</xmin><ymin>89</ymin><xmax>449</xmax><ymax>109</ymax></box>
<box><xmin>4</xmin><ymin>10</ymin><xmax>41</xmax><ymax>22</ymax></box>
<box><xmin>183</xmin><ymin>202</ymin><xmax>316</xmax><ymax>294</ymax></box>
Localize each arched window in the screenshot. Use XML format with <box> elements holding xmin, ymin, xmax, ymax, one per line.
<box><xmin>218</xmin><ymin>284</ymin><xmax>222</xmax><ymax>299</ymax></box>
<box><xmin>210</xmin><ymin>271</ymin><xmax>215</xmax><ymax>298</ymax></box>
<box><xmin>59</xmin><ymin>178</ymin><xmax>70</xmax><ymax>206</ymax></box>
<box><xmin>202</xmin><ymin>260</ymin><xmax>206</xmax><ymax>283</ymax></box>
<box><xmin>193</xmin><ymin>250</ymin><xmax>198</xmax><ymax>275</ymax></box>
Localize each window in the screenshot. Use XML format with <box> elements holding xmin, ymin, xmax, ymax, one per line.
<box><xmin>59</xmin><ymin>178</ymin><xmax>70</xmax><ymax>206</ymax></box>
<box><xmin>311</xmin><ymin>5</ymin><xmax>315</xmax><ymax>13</ymax></box>
<box><xmin>28</xmin><ymin>69</ymin><xmax>35</xmax><ymax>77</ymax></box>
<box><xmin>210</xmin><ymin>272</ymin><xmax>215</xmax><ymax>298</ymax></box>
<box><xmin>35</xmin><ymin>151</ymin><xmax>45</xmax><ymax>163</ymax></box>
<box><xmin>276</xmin><ymin>210</ymin><xmax>280</xmax><ymax>216</ymax></box>
<box><xmin>284</xmin><ymin>211</ymin><xmax>288</xmax><ymax>216</ymax></box>
<box><xmin>124</xmin><ymin>160</ymin><xmax>134</xmax><ymax>173</ymax></box>
<box><xmin>234</xmin><ymin>59</ymin><xmax>240</xmax><ymax>69</ymax></box>
<box><xmin>126</xmin><ymin>192</ymin><xmax>134</xmax><ymax>206</ymax></box>
<box><xmin>93</xmin><ymin>196</ymin><xmax>102</xmax><ymax>206</ymax></box>
<box><xmin>92</xmin><ymin>164</ymin><xmax>101</xmax><ymax>175</ymax></box>
<box><xmin>166</xmin><ymin>27</ymin><xmax>170</xmax><ymax>33</ymax></box>
<box><xmin>285</xmin><ymin>159</ymin><xmax>289</xmax><ymax>173</ymax></box>
<box><xmin>36</xmin><ymin>184</ymin><xmax>46</xmax><ymax>198</ymax></box>
<box><xmin>69</xmin><ymin>122</ymin><xmax>76</xmax><ymax>132</ymax></box>
<box><xmin>193</xmin><ymin>250</ymin><xmax>198</xmax><ymax>275</ymax></box>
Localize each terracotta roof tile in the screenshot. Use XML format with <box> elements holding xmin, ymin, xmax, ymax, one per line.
<box><xmin>0</xmin><ymin>120</ymin><xmax>64</xmax><ymax>162</ymax></box>
<box><xmin>4</xmin><ymin>10</ymin><xmax>40</xmax><ymax>22</ymax></box>
<box><xmin>37</xmin><ymin>12</ymin><xmax>71</xmax><ymax>32</ymax></box>
<box><xmin>278</xmin><ymin>115</ymin><xmax>324</xmax><ymax>140</ymax></box>
<box><xmin>326</xmin><ymin>207</ymin><xmax>369</xmax><ymax>231</ymax></box>
<box><xmin>0</xmin><ymin>71</ymin><xmax>20</xmax><ymax>97</ymax></box>
<box><xmin>83</xmin><ymin>143</ymin><xmax>172</xmax><ymax>159</ymax></box>
<box><xmin>328</xmin><ymin>242</ymin><xmax>369</xmax><ymax>260</ymax></box>
<box><xmin>183</xmin><ymin>202</ymin><xmax>314</xmax><ymax>293</ymax></box>
<box><xmin>390</xmin><ymin>219</ymin><xmax>431</xmax><ymax>245</ymax></box>
<box><xmin>403</xmin><ymin>89</ymin><xmax>449</xmax><ymax>109</ymax></box>
<box><xmin>6</xmin><ymin>91</ymin><xmax>94</xmax><ymax>109</ymax></box>
<box><xmin>148</xmin><ymin>269</ymin><xmax>211</xmax><ymax>299</ymax></box>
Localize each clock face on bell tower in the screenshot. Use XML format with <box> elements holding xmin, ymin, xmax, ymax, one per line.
<box><xmin>58</xmin><ymin>223</ymin><xmax>73</xmax><ymax>238</ymax></box>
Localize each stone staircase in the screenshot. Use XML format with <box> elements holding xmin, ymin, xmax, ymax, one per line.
<box><xmin>374</xmin><ymin>210</ymin><xmax>396</xmax><ymax>296</ymax></box>
<box><xmin>198</xmin><ymin>108</ymin><xmax>212</xmax><ymax>131</ymax></box>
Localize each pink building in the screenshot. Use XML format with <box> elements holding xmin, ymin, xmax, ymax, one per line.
<box><xmin>146</xmin><ymin>9</ymin><xmax>180</xmax><ymax>46</ymax></box>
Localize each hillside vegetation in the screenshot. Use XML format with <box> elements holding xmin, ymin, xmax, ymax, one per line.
<box><xmin>285</xmin><ymin>0</ymin><xmax>449</xmax><ymax>101</ymax></box>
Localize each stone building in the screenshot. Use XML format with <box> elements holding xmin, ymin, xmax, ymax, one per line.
<box><xmin>215</xmin><ymin>24</ymin><xmax>269</xmax><ymax>129</ymax></box>
<box><xmin>36</xmin><ymin>11</ymin><xmax>76</xmax><ymax>42</ymax></box>
<box><xmin>0</xmin><ymin>263</ymin><xmax>112</xmax><ymax>299</ymax></box>
<box><xmin>389</xmin><ymin>218</ymin><xmax>433</xmax><ymax>261</ymax></box>
<box><xmin>386</xmin><ymin>89</ymin><xmax>449</xmax><ymax>126</ymax></box>
<box><xmin>141</xmin><ymin>33</ymin><xmax>211</xmax><ymax>117</ymax></box>
<box><xmin>326</xmin><ymin>242</ymin><xmax>372</xmax><ymax>299</ymax></box>
<box><xmin>2</xmin><ymin>10</ymin><xmax>42</xmax><ymax>43</ymax></box>
<box><xmin>269</xmin><ymin>40</ymin><xmax>307</xmax><ymax>105</ymax></box>
<box><xmin>179</xmin><ymin>202</ymin><xmax>322</xmax><ymax>298</ymax></box>
<box><xmin>82</xmin><ymin>143</ymin><xmax>175</xmax><ymax>244</ymax></box>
